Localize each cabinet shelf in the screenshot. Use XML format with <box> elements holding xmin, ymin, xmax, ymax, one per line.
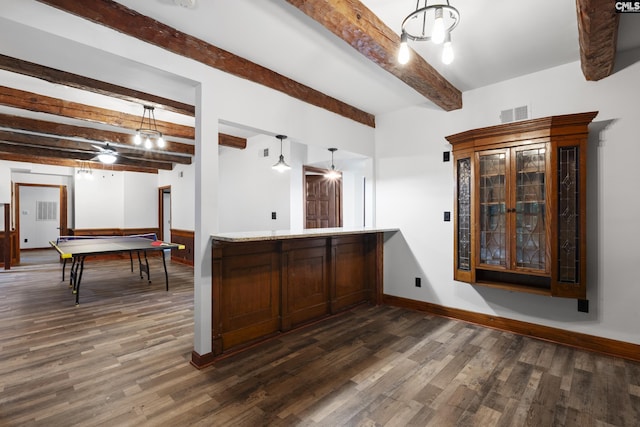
<box><xmin>447</xmin><ymin>112</ymin><xmax>597</xmax><ymax>301</ymax></box>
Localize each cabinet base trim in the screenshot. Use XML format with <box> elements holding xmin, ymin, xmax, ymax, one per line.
<box><xmin>192</xmin><ymin>302</ymin><xmax>371</xmax><ymax>369</ymax></box>
<box><xmin>383</xmin><ymin>294</ymin><xmax>640</xmax><ymax>363</ymax></box>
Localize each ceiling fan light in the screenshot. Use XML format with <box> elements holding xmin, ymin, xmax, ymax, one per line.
<box><xmin>98</xmin><ymin>153</ymin><xmax>116</xmax><ymax>164</ymax></box>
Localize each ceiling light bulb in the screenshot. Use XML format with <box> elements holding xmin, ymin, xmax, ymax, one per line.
<box><xmin>98</xmin><ymin>153</ymin><xmax>116</xmax><ymax>164</ymax></box>
<box><xmin>432</xmin><ymin>7</ymin><xmax>445</xmax><ymax>44</ymax></box>
<box><xmin>442</xmin><ymin>33</ymin><xmax>454</xmax><ymax>64</ymax></box>
<box><xmin>272</xmin><ymin>156</ymin><xmax>291</xmax><ymax>172</ymax></box>
<box><xmin>134</xmin><ymin>133</ymin><xmax>142</xmax><ymax>145</ymax></box>
<box><xmin>144</xmin><ymin>136</ymin><xmax>152</xmax><ymax>149</ymax></box>
<box><xmin>398</xmin><ymin>32</ymin><xmax>410</xmax><ymax>65</ymax></box>
<box><xmin>157</xmin><ymin>135</ymin><xmax>165</xmax><ymax>148</ymax></box>
<box><xmin>325</xmin><ymin>168</ymin><xmax>341</xmax><ymax>180</ymax></box>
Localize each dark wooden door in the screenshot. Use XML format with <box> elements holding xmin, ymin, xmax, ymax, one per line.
<box><xmin>304</xmin><ymin>171</ymin><xmax>342</xmax><ymax>229</ymax></box>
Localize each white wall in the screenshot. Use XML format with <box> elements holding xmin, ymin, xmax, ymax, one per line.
<box><xmin>74</xmin><ymin>169</ymin><xmax>124</xmax><ymax>229</ymax></box>
<box><xmin>0</xmin><ymin>163</ymin><xmax>10</xmax><ymax>205</ymax></box>
<box><xmin>10</xmin><ymin>167</ymin><xmax>75</xmax><ymax>234</ymax></box>
<box><xmin>158</xmin><ymin>163</ymin><xmax>195</xmax><ymax>231</ymax></box>
<box><xmin>217</xmin><ymin>138</ymin><xmax>374</xmax><ymax>233</ymax></box>
<box><xmin>123</xmin><ymin>172</ymin><xmax>159</xmax><ymax>228</ymax></box>
<box><xmin>74</xmin><ymin>169</ymin><xmax>160</xmax><ymax>230</ymax></box>
<box><xmin>218</xmin><ymin>135</ymin><xmax>291</xmax><ymax>232</ymax></box>
<box><xmin>376</xmin><ymin>53</ymin><xmax>640</xmax><ymax>345</ymax></box>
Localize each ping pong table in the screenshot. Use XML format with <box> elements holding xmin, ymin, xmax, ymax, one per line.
<box><xmin>50</xmin><ymin>234</ymin><xmax>185</xmax><ymax>305</ymax></box>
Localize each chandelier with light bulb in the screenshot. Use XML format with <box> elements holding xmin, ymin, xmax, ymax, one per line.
<box><xmin>398</xmin><ymin>0</ymin><xmax>459</xmax><ymax>66</ymax></box>
<box><xmin>134</xmin><ymin>105</ymin><xmax>165</xmax><ymax>149</ymax></box>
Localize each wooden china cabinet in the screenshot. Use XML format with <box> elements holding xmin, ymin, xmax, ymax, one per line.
<box><xmin>446</xmin><ymin>112</ymin><xmax>597</xmax><ymax>299</ymax></box>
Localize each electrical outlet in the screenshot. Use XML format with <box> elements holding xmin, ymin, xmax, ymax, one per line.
<box><xmin>415</xmin><ymin>277</ymin><xmax>421</xmax><ymax>288</ymax></box>
<box><xmin>444</xmin><ymin>211</ymin><xmax>451</xmax><ymax>222</ymax></box>
<box><xmin>24</xmin><ymin>238</ymin><xmax>28</xmax><ymax>243</ymax></box>
<box><xmin>443</xmin><ymin>151</ymin><xmax>450</xmax><ymax>162</ymax></box>
<box><xmin>578</xmin><ymin>299</ymin><xmax>589</xmax><ymax>313</ymax></box>
<box><xmin>271</xmin><ymin>212</ymin><xmax>277</xmax><ymax>220</ymax></box>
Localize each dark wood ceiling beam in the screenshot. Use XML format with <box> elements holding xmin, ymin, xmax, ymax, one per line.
<box><xmin>0</xmin><ymin>54</ymin><xmax>194</xmax><ymax>116</ymax></box>
<box><xmin>0</xmin><ymin>113</ymin><xmax>195</xmax><ymax>156</ymax></box>
<box><xmin>0</xmin><ymin>140</ymin><xmax>172</xmax><ymax>171</ymax></box>
<box><xmin>36</xmin><ymin>0</ymin><xmax>375</xmax><ymax>128</ymax></box>
<box><xmin>219</xmin><ymin>133</ymin><xmax>247</xmax><ymax>149</ymax></box>
<box><xmin>0</xmin><ymin>152</ymin><xmax>158</xmax><ymax>173</ymax></box>
<box><xmin>0</xmin><ymin>86</ymin><xmax>194</xmax><ymax>139</ymax></box>
<box><xmin>0</xmin><ymin>129</ymin><xmax>191</xmax><ymax>165</ymax></box>
<box><xmin>285</xmin><ymin>0</ymin><xmax>462</xmax><ymax>111</ymax></box>
<box><xmin>576</xmin><ymin>0</ymin><xmax>619</xmax><ymax>81</ymax></box>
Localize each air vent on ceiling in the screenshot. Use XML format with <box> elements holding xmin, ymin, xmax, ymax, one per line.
<box><xmin>262</xmin><ymin>148</ymin><xmax>269</xmax><ymax>158</ymax></box>
<box><xmin>174</xmin><ymin>0</ymin><xmax>197</xmax><ymax>8</ymax></box>
<box><xmin>500</xmin><ymin>105</ymin><xmax>530</xmax><ymax>124</ymax></box>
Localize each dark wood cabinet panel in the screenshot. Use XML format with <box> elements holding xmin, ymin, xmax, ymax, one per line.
<box><xmin>282</xmin><ymin>238</ymin><xmax>330</xmax><ymax>330</ymax></box>
<box><xmin>170</xmin><ymin>229</ymin><xmax>194</xmax><ymax>266</ymax></box>
<box><xmin>0</xmin><ymin>229</ymin><xmax>18</xmax><ymax>267</ymax></box>
<box><xmin>208</xmin><ymin>231</ymin><xmax>383</xmax><ymax>361</ymax></box>
<box><xmin>332</xmin><ymin>235</ymin><xmax>369</xmax><ymax>312</ymax></box>
<box><xmin>219</xmin><ymin>249</ymin><xmax>280</xmax><ymax>350</ymax></box>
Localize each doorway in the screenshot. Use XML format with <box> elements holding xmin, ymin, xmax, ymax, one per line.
<box><xmin>303</xmin><ymin>166</ymin><xmax>342</xmax><ymax>229</ymax></box>
<box><xmin>158</xmin><ymin>186</ymin><xmax>171</xmax><ymax>242</ymax></box>
<box><xmin>14</xmin><ymin>183</ymin><xmax>68</xmax><ymax>264</ymax></box>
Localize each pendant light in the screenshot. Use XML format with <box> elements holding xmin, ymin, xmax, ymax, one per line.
<box><xmin>134</xmin><ymin>105</ymin><xmax>165</xmax><ymax>149</ymax></box>
<box><xmin>398</xmin><ymin>0</ymin><xmax>460</xmax><ymax>65</ymax></box>
<box><xmin>325</xmin><ymin>148</ymin><xmax>341</xmax><ymax>179</ymax></box>
<box><xmin>272</xmin><ymin>134</ymin><xmax>291</xmax><ymax>172</ymax></box>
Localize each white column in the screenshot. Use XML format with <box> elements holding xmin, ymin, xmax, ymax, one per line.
<box><xmin>193</xmin><ymin>83</ymin><xmax>219</xmax><ymax>355</ymax></box>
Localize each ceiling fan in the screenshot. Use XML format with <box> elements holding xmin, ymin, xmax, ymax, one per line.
<box><xmin>92</xmin><ymin>143</ymin><xmax>118</xmax><ymax>164</ymax></box>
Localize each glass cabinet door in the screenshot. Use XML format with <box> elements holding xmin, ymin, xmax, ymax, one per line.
<box><xmin>514</xmin><ymin>145</ymin><xmax>547</xmax><ymax>272</ymax></box>
<box><xmin>478</xmin><ymin>151</ymin><xmax>507</xmax><ymax>267</ymax></box>
<box><xmin>456</xmin><ymin>157</ymin><xmax>471</xmax><ymax>271</ymax></box>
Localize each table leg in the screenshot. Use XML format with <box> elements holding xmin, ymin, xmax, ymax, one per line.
<box><xmin>143</xmin><ymin>251</ymin><xmax>150</xmax><ymax>284</ymax></box>
<box><xmin>69</xmin><ymin>257</ymin><xmax>78</xmax><ymax>289</ymax></box>
<box><xmin>137</xmin><ymin>250</ymin><xmax>151</xmax><ymax>283</ymax></box>
<box><xmin>161</xmin><ymin>250</ymin><xmax>169</xmax><ymax>291</ymax></box>
<box><xmin>73</xmin><ymin>255</ymin><xmax>86</xmax><ymax>306</ymax></box>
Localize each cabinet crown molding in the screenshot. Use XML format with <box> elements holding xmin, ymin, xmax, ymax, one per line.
<box><xmin>446</xmin><ymin>111</ymin><xmax>599</xmax><ymax>148</ymax></box>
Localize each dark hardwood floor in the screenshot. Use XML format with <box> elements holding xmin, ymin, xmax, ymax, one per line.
<box><xmin>1</xmin><ymin>254</ymin><xmax>639</xmax><ymax>426</ymax></box>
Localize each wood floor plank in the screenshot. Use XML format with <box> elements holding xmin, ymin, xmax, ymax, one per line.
<box><xmin>1</xmin><ymin>251</ymin><xmax>640</xmax><ymax>426</ymax></box>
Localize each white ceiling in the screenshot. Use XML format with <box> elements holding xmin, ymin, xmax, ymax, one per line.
<box><xmin>2</xmin><ymin>0</ymin><xmax>640</xmax><ymax>121</ymax></box>
<box><xmin>113</xmin><ymin>0</ymin><xmax>640</xmax><ymax>115</ymax></box>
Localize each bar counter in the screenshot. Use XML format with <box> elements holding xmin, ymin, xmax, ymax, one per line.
<box><xmin>207</xmin><ymin>227</ymin><xmax>395</xmax><ymax>361</ymax></box>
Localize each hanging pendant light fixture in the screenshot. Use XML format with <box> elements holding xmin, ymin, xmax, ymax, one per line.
<box><xmin>272</xmin><ymin>134</ymin><xmax>291</xmax><ymax>172</ymax></box>
<box><xmin>76</xmin><ymin>161</ymin><xmax>94</xmax><ymax>180</ymax></box>
<box><xmin>398</xmin><ymin>0</ymin><xmax>460</xmax><ymax>65</ymax></box>
<box><xmin>324</xmin><ymin>148</ymin><xmax>341</xmax><ymax>179</ymax></box>
<box><xmin>134</xmin><ymin>105</ymin><xmax>165</xmax><ymax>149</ymax></box>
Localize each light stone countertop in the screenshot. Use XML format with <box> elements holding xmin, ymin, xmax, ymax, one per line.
<box><xmin>211</xmin><ymin>227</ymin><xmax>398</xmax><ymax>242</ymax></box>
